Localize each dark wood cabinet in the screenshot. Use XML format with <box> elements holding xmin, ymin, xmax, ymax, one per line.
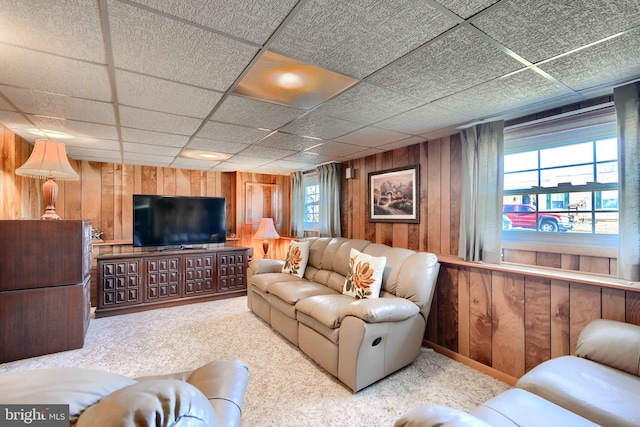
<box><xmin>0</xmin><ymin>220</ymin><xmax>92</xmax><ymax>363</ymax></box>
<box><xmin>96</xmin><ymin>247</ymin><xmax>248</xmax><ymax>317</ymax></box>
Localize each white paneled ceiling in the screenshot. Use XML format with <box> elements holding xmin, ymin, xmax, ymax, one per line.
<box><xmin>0</xmin><ymin>0</ymin><xmax>639</xmax><ymax>174</ymax></box>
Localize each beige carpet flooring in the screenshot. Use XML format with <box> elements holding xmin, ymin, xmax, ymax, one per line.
<box><xmin>0</xmin><ymin>296</ymin><xmax>509</xmax><ymax>426</ymax></box>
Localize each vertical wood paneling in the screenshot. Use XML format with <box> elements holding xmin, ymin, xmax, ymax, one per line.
<box><xmin>163</xmin><ymin>168</ymin><xmax>176</xmax><ymax>195</ymax></box>
<box><xmin>458</xmin><ymin>267</ymin><xmax>470</xmax><ymax>357</ymax></box>
<box><xmin>491</xmin><ymin>272</ymin><xmax>525</xmax><ymax>378</ymax></box>
<box><xmin>419</xmin><ymin>143</ymin><xmax>429</xmax><ymax>252</ymax></box>
<box><xmin>426</xmin><ymin>141</ymin><xmax>441</xmax><ymax>254</ymax></box>
<box><xmin>101</xmin><ymin>163</ymin><xmax>115</xmax><ymax>240</ymax></box>
<box><xmin>580</xmin><ymin>256</ymin><xmax>611</xmax><ymax>275</ymax></box>
<box><xmin>448</xmin><ymin>135</ymin><xmax>462</xmax><ymax>256</ymax></box>
<box><xmin>121</xmin><ymin>164</ymin><xmax>134</xmax><ymax>241</ymax></box>
<box><xmin>440</xmin><ymin>136</ymin><xmax>451</xmax><ymax>255</ymax></box>
<box><xmin>625</xmin><ymin>292</ymin><xmax>640</xmax><ymax>326</ymax></box>
<box><xmin>550</xmin><ymin>280</ymin><xmax>570</xmax><ymax>358</ymax></box>
<box><xmin>569</xmin><ymin>283</ymin><xmax>601</xmax><ymax>354</ymax></box>
<box><xmin>469</xmin><ymin>269</ymin><xmax>492</xmax><ymax>365</ymax></box>
<box><xmin>602</xmin><ymin>287</ymin><xmax>625</xmax><ymax>322</ymax></box>
<box><xmin>436</xmin><ymin>264</ymin><xmax>458</xmax><ymax>352</ymax></box>
<box><xmin>81</xmin><ymin>162</ymin><xmax>102</xmax><ymax>225</ymax></box>
<box><xmin>63</xmin><ymin>159</ymin><xmax>82</xmax><ymax>220</ymax></box>
<box><xmin>113</xmin><ymin>164</ymin><xmax>123</xmax><ymax>240</ymax></box>
<box><xmin>524</xmin><ymin>277</ymin><xmax>551</xmax><ymax>372</ymax></box>
<box><xmin>141</xmin><ymin>166</ymin><xmax>156</xmax><ymax>194</ymax></box>
<box><xmin>176</xmin><ymin>169</ymin><xmax>191</xmax><ymax>196</ymax></box>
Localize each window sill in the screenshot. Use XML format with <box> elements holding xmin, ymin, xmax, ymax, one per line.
<box><xmin>502</xmin><ymin>240</ymin><xmax>617</xmax><ymax>258</ymax></box>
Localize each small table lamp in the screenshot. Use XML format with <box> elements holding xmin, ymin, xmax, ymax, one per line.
<box><xmin>254</xmin><ymin>218</ymin><xmax>279</xmax><ymax>258</ymax></box>
<box><xmin>15</xmin><ymin>139</ymin><xmax>80</xmax><ymax>220</ymax></box>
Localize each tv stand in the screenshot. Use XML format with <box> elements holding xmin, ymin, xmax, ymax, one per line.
<box><xmin>95</xmin><ymin>247</ymin><xmax>248</xmax><ymax>317</ymax></box>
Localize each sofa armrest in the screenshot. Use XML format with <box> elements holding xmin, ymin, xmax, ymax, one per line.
<box><xmin>395</xmin><ymin>406</ymin><xmax>493</xmax><ymax>427</ymax></box>
<box><xmin>248</xmin><ymin>259</ymin><xmax>285</xmax><ymax>276</ymax></box>
<box><xmin>340</xmin><ymin>298</ymin><xmax>420</xmax><ymax>323</ymax></box>
<box><xmin>576</xmin><ymin>319</ymin><xmax>640</xmax><ymax>376</ymax></box>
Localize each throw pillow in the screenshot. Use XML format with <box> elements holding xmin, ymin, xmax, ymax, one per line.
<box><xmin>342</xmin><ymin>248</ymin><xmax>386</xmax><ymax>299</ymax></box>
<box><xmin>281</xmin><ymin>240</ymin><xmax>310</xmax><ymax>278</ymax></box>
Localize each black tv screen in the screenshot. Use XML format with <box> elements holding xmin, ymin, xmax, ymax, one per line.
<box><xmin>133</xmin><ymin>195</ymin><xmax>226</xmax><ymax>248</ymax></box>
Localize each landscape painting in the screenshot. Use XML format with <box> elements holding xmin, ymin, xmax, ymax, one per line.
<box><xmin>368</xmin><ymin>165</ymin><xmax>419</xmax><ymax>223</ymax></box>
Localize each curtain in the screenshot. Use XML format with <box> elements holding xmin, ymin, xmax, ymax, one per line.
<box><xmin>614</xmin><ymin>82</ymin><xmax>640</xmax><ymax>282</ymax></box>
<box><xmin>458</xmin><ymin>120</ymin><xmax>504</xmax><ymax>263</ymax></box>
<box><xmin>289</xmin><ymin>171</ymin><xmax>305</xmax><ymax>238</ymax></box>
<box><xmin>317</xmin><ymin>162</ymin><xmax>342</xmax><ymax>237</ymax></box>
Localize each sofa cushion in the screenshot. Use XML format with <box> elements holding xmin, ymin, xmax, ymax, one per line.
<box><xmin>281</xmin><ymin>240</ymin><xmax>310</xmax><ymax>278</ymax></box>
<box><xmin>296</xmin><ymin>294</ymin><xmax>358</xmax><ymax>329</ymax></box>
<box><xmin>395</xmin><ymin>405</ymin><xmax>494</xmax><ymax>427</ymax></box>
<box><xmin>516</xmin><ymin>355</ymin><xmax>640</xmax><ymax>427</ymax></box>
<box><xmin>0</xmin><ymin>368</ymin><xmax>137</xmax><ymax>424</ymax></box>
<box><xmin>342</xmin><ymin>248</ymin><xmax>386</xmax><ymax>299</ymax></box>
<box><xmin>471</xmin><ymin>389</ymin><xmax>598</xmax><ymax>427</ymax></box>
<box><xmin>249</xmin><ymin>272</ymin><xmax>301</xmax><ymax>293</ymax></box>
<box><xmin>268</xmin><ymin>280</ymin><xmax>337</xmax><ymax>305</ymax></box>
<box><xmin>576</xmin><ymin>318</ymin><xmax>640</xmax><ymax>376</ymax></box>
<box><xmin>76</xmin><ymin>379</ymin><xmax>219</xmax><ymax>427</ymax></box>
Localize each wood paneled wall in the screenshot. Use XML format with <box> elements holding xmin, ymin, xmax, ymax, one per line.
<box><xmin>1</xmin><ymin>126</ymin><xmax>290</xmax><ymax>260</ymax></box>
<box><xmin>427</xmin><ymin>262</ymin><xmax>640</xmax><ymax>379</ymax></box>
<box><xmin>341</xmin><ymin>135</ymin><xmax>461</xmax><ymax>256</ymax></box>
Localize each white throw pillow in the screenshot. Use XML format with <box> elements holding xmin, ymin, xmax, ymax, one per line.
<box><xmin>342</xmin><ymin>248</ymin><xmax>386</xmax><ymax>299</ymax></box>
<box><xmin>281</xmin><ymin>240</ymin><xmax>310</xmax><ymax>278</ymax></box>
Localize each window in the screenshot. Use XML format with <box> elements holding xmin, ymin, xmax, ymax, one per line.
<box><xmin>503</xmin><ymin>106</ymin><xmax>618</xmax><ymax>247</ymax></box>
<box><xmin>304</xmin><ymin>175</ymin><xmax>319</xmax><ymax>231</ymax></box>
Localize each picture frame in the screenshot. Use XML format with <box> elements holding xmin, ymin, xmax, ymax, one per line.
<box><xmin>368</xmin><ymin>164</ymin><xmax>420</xmax><ymax>223</ymax></box>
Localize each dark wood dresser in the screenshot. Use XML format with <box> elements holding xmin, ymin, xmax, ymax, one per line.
<box><xmin>0</xmin><ymin>220</ymin><xmax>92</xmax><ymax>363</ymax></box>
<box><xmin>95</xmin><ymin>247</ymin><xmax>248</xmax><ymax>317</ymax></box>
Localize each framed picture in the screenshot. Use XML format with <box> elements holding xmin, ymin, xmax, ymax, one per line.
<box><xmin>368</xmin><ymin>164</ymin><xmax>420</xmax><ymax>223</ymax></box>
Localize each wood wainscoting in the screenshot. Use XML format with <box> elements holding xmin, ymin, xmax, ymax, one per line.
<box><xmin>426</xmin><ymin>256</ymin><xmax>640</xmax><ymax>380</ymax></box>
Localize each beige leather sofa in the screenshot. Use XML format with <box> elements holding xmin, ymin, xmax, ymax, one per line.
<box><xmin>247</xmin><ymin>237</ymin><xmax>440</xmax><ymax>392</ymax></box>
<box><xmin>0</xmin><ymin>359</ymin><xmax>250</xmax><ymax>426</ymax></box>
<box><xmin>395</xmin><ymin>319</ymin><xmax>640</xmax><ymax>427</ymax></box>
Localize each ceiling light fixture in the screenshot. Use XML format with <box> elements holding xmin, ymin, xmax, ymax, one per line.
<box><xmin>179</xmin><ymin>149</ymin><xmax>231</xmax><ymax>161</ymax></box>
<box><xmin>233</xmin><ymin>51</ymin><xmax>359</xmax><ymax>109</ymax></box>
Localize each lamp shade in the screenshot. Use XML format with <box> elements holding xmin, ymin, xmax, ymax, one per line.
<box><xmin>15</xmin><ymin>139</ymin><xmax>79</xmax><ymax>181</ymax></box>
<box><xmin>254</xmin><ymin>218</ymin><xmax>280</xmax><ymax>239</ymax></box>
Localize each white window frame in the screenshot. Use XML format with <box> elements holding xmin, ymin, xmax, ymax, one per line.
<box><xmin>303</xmin><ymin>173</ymin><xmax>319</xmax><ymax>232</ymax></box>
<box><xmin>502</xmin><ymin>105</ymin><xmax>619</xmax><ymax>249</ymax></box>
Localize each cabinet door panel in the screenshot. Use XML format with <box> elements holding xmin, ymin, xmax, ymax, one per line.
<box><xmin>145</xmin><ymin>256</ymin><xmax>181</xmax><ymax>302</ymax></box>
<box><xmin>183</xmin><ymin>254</ymin><xmax>214</xmax><ymax>296</ymax></box>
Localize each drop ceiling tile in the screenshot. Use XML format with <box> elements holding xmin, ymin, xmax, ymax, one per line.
<box><xmin>266</xmin><ymin>159</ymin><xmax>318</xmax><ymax>169</ymax></box>
<box><xmin>0</xmin><ymin>0</ymin><xmax>105</xmax><ymax>62</ymax></box>
<box><xmin>128</xmin><ymin>0</ymin><xmax>298</xmax><ymax>45</ymax></box>
<box><xmin>66</xmin><ymin>147</ymin><xmax>121</xmax><ymax>161</ymax></box>
<box><xmin>121</xmin><ymin>128</ymin><xmax>189</xmax><ymax>147</ymax></box>
<box><xmin>210</xmin><ymin>162</ymin><xmax>254</xmax><ymax>172</ymax></box>
<box><xmin>123</xmin><ymin>142</ymin><xmax>181</xmax><ymax>156</ymax></box>
<box><xmin>280</xmin><ymin>113</ymin><xmax>362</xmax><ymax>140</ymax></box>
<box><xmin>123</xmin><ymin>152</ymin><xmax>173</xmax><ymax>166</ymax></box>
<box><xmin>307</xmin><ymin>141</ymin><xmax>369</xmax><ymax>157</ymax></box>
<box><xmin>28</xmin><ymin>116</ymin><xmax>118</xmax><ymax>140</ymax></box>
<box><xmin>236</xmin><ymin>145</ymin><xmax>296</xmax><ymax>160</ymax></box>
<box><xmin>366</xmin><ymin>27</ymin><xmax>524</xmax><ymax>102</ymax></box>
<box><xmin>376</xmin><ymin>103</ymin><xmax>472</xmax><ymax>134</ymax></box>
<box><xmin>64</xmin><ymin>138</ymin><xmax>121</xmax><ymax>151</ymax></box>
<box><xmin>313</xmin><ymin>82</ymin><xmax>425</xmax><ymax>124</ymax></box>
<box><xmin>197</xmin><ymin>121</ymin><xmax>269</xmax><ymax>144</ymax></box>
<box><xmin>540</xmin><ymin>30</ymin><xmax>640</xmax><ymax>92</ymax></box>
<box><xmin>270</xmin><ymin>0</ymin><xmax>459</xmax><ymax>78</ymax></box>
<box><xmin>186</xmin><ymin>138</ymin><xmax>249</xmax><ymax>154</ymax></box>
<box><xmin>250</xmin><ymin>165</ymin><xmax>295</xmax><ymax>175</ymax></box>
<box><xmin>347</xmin><ymin>147</ymin><xmax>385</xmax><ymax>158</ymax></box>
<box><xmin>335</xmin><ymin>126</ymin><xmax>412</xmax><ymax>147</ymax></box>
<box><xmin>224</xmin><ymin>155</ymin><xmax>272</xmax><ymax>165</ymax></box>
<box><xmin>436</xmin><ymin>0</ymin><xmax>499</xmax><ymax>19</ymax></box>
<box><xmin>472</xmin><ymin>0</ymin><xmax>640</xmax><ymax>63</ymax></box>
<box><xmin>1</xmin><ymin>86</ymin><xmax>115</xmax><ymax>125</ymax></box>
<box><xmin>435</xmin><ymin>69</ymin><xmax>574</xmax><ymax>119</ymax></box>
<box><xmin>283</xmin><ymin>151</ymin><xmax>336</xmax><ymax>164</ymax></box>
<box><xmin>258</xmin><ymin>132</ymin><xmax>322</xmax><ymax>151</ymax></box>
<box><xmin>108</xmin><ymin>0</ymin><xmax>258</xmax><ymax>91</ymax></box>
<box><xmin>0</xmin><ymin>45</ymin><xmax>111</xmax><ymax>101</ymax></box>
<box><xmin>70</xmin><ymin>154</ymin><xmax>122</xmax><ymax>164</ymax></box>
<box><xmin>211</xmin><ymin>95</ymin><xmax>305</xmax><ymax>130</ymax></box>
<box><xmin>119</xmin><ymin>106</ymin><xmax>202</xmax><ymax>135</ymax></box>
<box><xmin>170</xmin><ymin>158</ymin><xmax>219</xmax><ymax>170</ymax></box>
<box><xmin>0</xmin><ymin>110</ymin><xmax>33</xmax><ymax>129</ymax></box>
<box><xmin>115</xmin><ymin>70</ymin><xmax>222</xmax><ymax>118</ymax></box>
<box><xmin>0</xmin><ymin>95</ymin><xmax>14</xmax><ymax>111</ymax></box>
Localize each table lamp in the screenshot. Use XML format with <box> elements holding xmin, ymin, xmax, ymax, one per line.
<box><xmin>15</xmin><ymin>139</ymin><xmax>80</xmax><ymax>220</ymax></box>
<box><xmin>254</xmin><ymin>218</ymin><xmax>279</xmax><ymax>258</ymax></box>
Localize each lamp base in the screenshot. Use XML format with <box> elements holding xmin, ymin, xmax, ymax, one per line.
<box><xmin>262</xmin><ymin>240</ymin><xmax>270</xmax><ymax>259</ymax></box>
<box><xmin>41</xmin><ymin>176</ymin><xmax>60</xmax><ymax>220</ymax></box>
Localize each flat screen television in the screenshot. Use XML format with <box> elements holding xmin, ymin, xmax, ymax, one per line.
<box><xmin>133</xmin><ymin>195</ymin><xmax>226</xmax><ymax>248</ymax></box>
